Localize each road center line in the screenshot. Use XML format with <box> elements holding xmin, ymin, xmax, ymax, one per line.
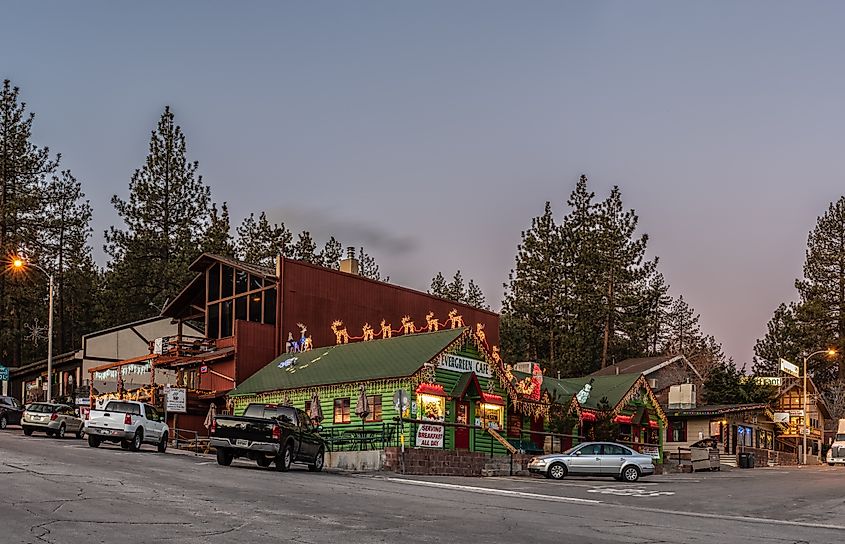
<box><xmin>385</xmin><ymin>478</ymin><xmax>601</xmax><ymax>504</ymax></box>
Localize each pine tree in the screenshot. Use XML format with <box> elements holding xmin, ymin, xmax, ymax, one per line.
<box><xmin>465</xmin><ymin>279</ymin><xmax>487</xmax><ymax>309</ymax></box>
<box><xmin>235</xmin><ymin>211</ymin><xmax>292</xmax><ymax>266</ymax></box>
<box><xmin>319</xmin><ymin>236</ymin><xmax>343</xmax><ymax>269</ymax></box>
<box><xmin>753</xmin><ymin>303</ymin><xmax>806</xmax><ymax>375</ymax></box>
<box><xmin>429</xmin><ymin>272</ymin><xmax>448</xmax><ymax>298</ymax></box>
<box><xmin>293</xmin><ymin>231</ymin><xmax>318</xmax><ymax>263</ymax></box>
<box><xmin>358</xmin><ymin>247</ymin><xmax>386</xmax><ymax>281</ymax></box>
<box><xmin>0</xmin><ymin>80</ymin><xmax>61</xmax><ymax>365</ymax></box>
<box><xmin>446</xmin><ymin>270</ymin><xmax>466</xmax><ymax>302</ymax></box>
<box><xmin>201</xmin><ymin>202</ymin><xmax>235</xmax><ymax>257</ymax></box>
<box><xmin>501</xmin><ymin>201</ymin><xmax>564</xmax><ymax>370</ymax></box>
<box><xmin>103</xmin><ymin>106</ymin><xmax>211</xmax><ymax>324</ymax></box>
<box><xmin>795</xmin><ymin>196</ymin><xmax>845</xmax><ymax>383</ymax></box>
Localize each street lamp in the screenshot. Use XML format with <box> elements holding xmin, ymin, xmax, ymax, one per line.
<box><xmin>11</xmin><ymin>257</ymin><xmax>54</xmax><ymax>403</ymax></box>
<box><xmin>802</xmin><ymin>348</ymin><xmax>836</xmax><ymax>465</ymax></box>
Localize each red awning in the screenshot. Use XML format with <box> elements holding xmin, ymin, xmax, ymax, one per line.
<box><xmin>480</xmin><ymin>392</ymin><xmax>504</xmax><ymax>406</ymax></box>
<box><xmin>415</xmin><ymin>383</ymin><xmax>446</xmax><ymax>396</ymax></box>
<box><xmin>614</xmin><ymin>414</ymin><xmax>633</xmax><ymax>424</ymax></box>
<box><xmin>649</xmin><ymin>420</ymin><xmax>659</xmax><ymax>429</ymax></box>
<box><xmin>580</xmin><ymin>411</ymin><xmax>597</xmax><ymax>422</ymax></box>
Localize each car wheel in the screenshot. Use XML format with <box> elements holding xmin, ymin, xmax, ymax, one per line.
<box><xmin>829</xmin><ymin>462</ymin><xmax>835</xmax><ymax>467</ymax></box>
<box><xmin>0</xmin><ymin>415</ymin><xmax>7</xmax><ymax>429</ymax></box>
<box><xmin>256</xmin><ymin>456</ymin><xmax>273</xmax><ymax>468</ymax></box>
<box><xmin>308</xmin><ymin>448</ymin><xmax>325</xmax><ymax>472</ymax></box>
<box><xmin>46</xmin><ymin>430</ymin><xmax>54</xmax><ymax>437</ymax></box>
<box><xmin>275</xmin><ymin>443</ymin><xmax>293</xmax><ymax>472</ymax></box>
<box><xmin>23</xmin><ymin>427</ymin><xmax>33</xmax><ymax>436</ymax></box>
<box><xmin>547</xmin><ymin>462</ymin><xmax>567</xmax><ymax>480</ymax></box>
<box><xmin>622</xmin><ymin>465</ymin><xmax>641</xmax><ymax>483</ymax></box>
<box><xmin>129</xmin><ymin>430</ymin><xmax>143</xmax><ymax>452</ymax></box>
<box><xmin>87</xmin><ymin>435</ymin><xmax>101</xmax><ymax>448</ymax></box>
<box><xmin>157</xmin><ymin>432</ymin><xmax>168</xmax><ymax>453</ymax></box>
<box><xmin>56</xmin><ymin>424</ymin><xmax>66</xmax><ymax>439</ymax></box>
<box><xmin>120</xmin><ymin>440</ymin><xmax>131</xmax><ymax>450</ymax></box>
<box><xmin>216</xmin><ymin>448</ymin><xmax>233</xmax><ymax>466</ymax></box>
<box><xmin>75</xmin><ymin>429</ymin><xmax>84</xmax><ymax>439</ymax></box>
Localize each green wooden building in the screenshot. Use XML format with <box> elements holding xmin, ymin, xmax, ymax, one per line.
<box><xmin>229</xmin><ymin>328</ymin><xmax>517</xmax><ymax>455</ymax></box>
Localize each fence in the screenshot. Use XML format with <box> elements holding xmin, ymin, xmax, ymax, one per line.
<box><xmin>321</xmin><ymin>422</ymin><xmax>401</xmax><ymax>452</ymax></box>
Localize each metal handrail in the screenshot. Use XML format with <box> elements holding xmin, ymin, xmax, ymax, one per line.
<box><xmin>171</xmin><ymin>427</ymin><xmax>201</xmax><ymax>455</ymax></box>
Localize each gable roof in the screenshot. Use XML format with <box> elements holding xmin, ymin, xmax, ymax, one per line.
<box><xmin>589</xmin><ymin>355</ymin><xmax>703</xmax><ymax>382</ymax></box>
<box><xmin>777</xmin><ymin>378</ymin><xmax>832</xmax><ymax>420</ymax></box>
<box><xmin>231</xmin><ymin>328</ymin><xmax>466</xmax><ymax>396</ymax></box>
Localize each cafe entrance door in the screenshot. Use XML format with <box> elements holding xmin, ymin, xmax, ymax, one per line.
<box><xmin>455</xmin><ymin>401</ymin><xmax>470</xmax><ymax>449</ymax></box>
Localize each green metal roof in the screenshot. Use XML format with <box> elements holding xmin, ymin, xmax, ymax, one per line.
<box><xmin>515</xmin><ymin>372</ymin><xmax>641</xmax><ymax>410</ymax></box>
<box><xmin>232</xmin><ymin>328</ymin><xmax>466</xmax><ymax>396</ymax></box>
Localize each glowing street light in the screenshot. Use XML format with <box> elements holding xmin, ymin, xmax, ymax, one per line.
<box><xmin>10</xmin><ymin>256</ymin><xmax>54</xmax><ymax>403</ymax></box>
<box><xmin>802</xmin><ymin>348</ymin><xmax>837</xmax><ymax>464</ymax></box>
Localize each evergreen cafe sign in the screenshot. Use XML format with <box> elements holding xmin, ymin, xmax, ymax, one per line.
<box><xmin>438</xmin><ymin>354</ymin><xmax>491</xmax><ymax>378</ymax></box>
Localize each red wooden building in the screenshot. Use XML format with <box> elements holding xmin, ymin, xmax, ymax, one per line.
<box><xmin>99</xmin><ymin>252</ymin><xmax>499</xmax><ymax>434</ymax></box>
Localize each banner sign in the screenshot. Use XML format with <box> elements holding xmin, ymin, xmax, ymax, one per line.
<box><xmin>164</xmin><ymin>387</ymin><xmax>187</xmax><ymax>413</ymax></box>
<box><xmin>779</xmin><ymin>358</ymin><xmax>800</xmax><ymax>378</ymax></box>
<box><xmin>0</xmin><ymin>365</ymin><xmax>8</xmax><ymax>381</ymax></box>
<box><xmin>773</xmin><ymin>412</ymin><xmax>790</xmax><ymax>423</ymax></box>
<box><xmin>415</xmin><ymin>423</ymin><xmax>444</xmax><ymax>448</ymax></box>
<box><xmin>438</xmin><ymin>354</ymin><xmax>491</xmax><ymax>378</ymax></box>
<box><xmin>753</xmin><ymin>376</ymin><xmax>782</xmax><ymax>387</ymax></box>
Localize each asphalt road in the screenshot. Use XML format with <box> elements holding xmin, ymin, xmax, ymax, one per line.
<box><xmin>1</xmin><ymin>428</ymin><xmax>844</xmax><ymax>544</ymax></box>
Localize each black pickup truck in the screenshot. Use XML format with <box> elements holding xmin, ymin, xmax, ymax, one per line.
<box><xmin>209</xmin><ymin>403</ymin><xmax>326</xmax><ymax>472</ymax></box>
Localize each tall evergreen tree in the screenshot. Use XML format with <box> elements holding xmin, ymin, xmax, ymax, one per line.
<box><xmin>446</xmin><ymin>270</ymin><xmax>466</xmax><ymax>303</ymax></box>
<box><xmin>794</xmin><ymin>197</ymin><xmax>845</xmax><ymax>383</ymax></box>
<box><xmin>292</xmin><ymin>231</ymin><xmax>318</xmax><ymax>263</ymax></box>
<box><xmin>319</xmin><ymin>236</ymin><xmax>343</xmax><ymax>269</ymax></box>
<box><xmin>201</xmin><ymin>202</ymin><xmax>235</xmax><ymax>257</ymax></box>
<box><xmin>465</xmin><ymin>279</ymin><xmax>488</xmax><ymax>310</ymax></box>
<box><xmin>103</xmin><ymin>106</ymin><xmax>210</xmax><ymax>324</ymax></box>
<box><xmin>235</xmin><ymin>211</ymin><xmax>292</xmax><ymax>266</ymax></box>
<box><xmin>358</xmin><ymin>247</ymin><xmax>386</xmax><ymax>281</ymax></box>
<box><xmin>429</xmin><ymin>272</ymin><xmax>448</xmax><ymax>298</ymax></box>
<box><xmin>0</xmin><ymin>80</ymin><xmax>61</xmax><ymax>365</ymax></box>
<box><xmin>753</xmin><ymin>303</ymin><xmax>806</xmax><ymax>375</ymax></box>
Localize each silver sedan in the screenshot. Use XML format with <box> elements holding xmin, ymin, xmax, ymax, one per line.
<box><xmin>528</xmin><ymin>441</ymin><xmax>655</xmax><ymax>482</ymax></box>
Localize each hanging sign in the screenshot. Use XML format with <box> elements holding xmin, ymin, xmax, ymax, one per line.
<box><xmin>200</xmin><ymin>365</ymin><xmax>209</xmax><ymax>374</ymax></box>
<box><xmin>753</xmin><ymin>376</ymin><xmax>781</xmax><ymax>386</ymax></box>
<box><xmin>773</xmin><ymin>412</ymin><xmax>790</xmax><ymax>423</ymax></box>
<box><xmin>164</xmin><ymin>387</ymin><xmax>187</xmax><ymax>413</ymax></box>
<box><xmin>438</xmin><ymin>354</ymin><xmax>491</xmax><ymax>378</ymax></box>
<box><xmin>779</xmin><ymin>358</ymin><xmax>800</xmax><ymax>378</ymax></box>
<box><xmin>415</xmin><ymin>423</ymin><xmax>444</xmax><ymax>448</ymax></box>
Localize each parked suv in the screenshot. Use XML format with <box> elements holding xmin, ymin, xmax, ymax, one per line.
<box><xmin>84</xmin><ymin>400</ymin><xmax>169</xmax><ymax>452</ymax></box>
<box><xmin>0</xmin><ymin>396</ymin><xmax>23</xmax><ymax>429</ymax></box>
<box><xmin>528</xmin><ymin>441</ymin><xmax>655</xmax><ymax>482</ymax></box>
<box><xmin>22</xmin><ymin>403</ymin><xmax>84</xmax><ymax>438</ymax></box>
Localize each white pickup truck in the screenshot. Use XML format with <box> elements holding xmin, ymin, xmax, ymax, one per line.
<box><xmin>827</xmin><ymin>418</ymin><xmax>845</xmax><ymax>466</ymax></box>
<box><xmin>84</xmin><ymin>400</ymin><xmax>170</xmax><ymax>453</ymax></box>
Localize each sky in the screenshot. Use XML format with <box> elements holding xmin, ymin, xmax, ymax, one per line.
<box><xmin>4</xmin><ymin>1</ymin><xmax>845</xmax><ymax>366</ymax></box>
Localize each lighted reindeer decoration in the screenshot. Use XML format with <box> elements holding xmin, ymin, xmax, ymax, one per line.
<box><xmin>380</xmin><ymin>319</ymin><xmax>392</xmax><ymax>339</ymax></box>
<box><xmin>362</xmin><ymin>323</ymin><xmax>375</xmax><ymax>341</ymax></box>
<box><xmin>475</xmin><ymin>323</ymin><xmax>487</xmax><ymax>346</ymax></box>
<box><xmin>331</xmin><ymin>320</ymin><xmax>350</xmax><ymax>344</ymax></box>
<box><xmin>425</xmin><ymin>311</ymin><xmax>439</xmax><ymax>332</ymax></box>
<box><xmin>447</xmin><ymin>309</ymin><xmax>464</xmax><ymax>328</ymax></box>
<box><xmin>401</xmin><ymin>315</ymin><xmax>415</xmax><ymax>335</ymax></box>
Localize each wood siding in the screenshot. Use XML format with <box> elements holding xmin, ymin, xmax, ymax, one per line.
<box><xmin>234</xmin><ymin>320</ymin><xmax>276</xmax><ymax>383</ymax></box>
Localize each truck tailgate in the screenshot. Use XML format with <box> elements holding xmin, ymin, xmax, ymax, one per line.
<box><xmin>214</xmin><ymin>416</ymin><xmax>276</xmax><ymax>444</ymax></box>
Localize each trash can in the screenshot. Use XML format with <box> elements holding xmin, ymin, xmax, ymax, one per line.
<box><xmin>748</xmin><ymin>453</ymin><xmax>755</xmax><ymax>468</ymax></box>
<box><xmin>738</xmin><ymin>453</ymin><xmax>749</xmax><ymax>468</ymax></box>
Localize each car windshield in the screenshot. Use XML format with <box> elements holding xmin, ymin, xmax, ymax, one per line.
<box><xmin>27</xmin><ymin>403</ymin><xmax>58</xmax><ymax>413</ymax></box>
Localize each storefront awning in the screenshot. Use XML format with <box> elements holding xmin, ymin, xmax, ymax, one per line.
<box><xmin>480</xmin><ymin>392</ymin><xmax>504</xmax><ymax>406</ymax></box>
<box><xmin>416</xmin><ymin>383</ymin><xmax>446</xmax><ymax>396</ymax></box>
<box><xmin>614</xmin><ymin>414</ymin><xmax>633</xmax><ymax>424</ymax></box>
<box><xmin>581</xmin><ymin>411</ymin><xmax>597</xmax><ymax>422</ymax></box>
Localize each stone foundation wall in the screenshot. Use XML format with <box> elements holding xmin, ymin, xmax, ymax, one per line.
<box><xmin>384</xmin><ymin>447</ymin><xmax>535</xmax><ymax>476</ymax></box>
<box><xmin>743</xmin><ymin>447</ymin><xmax>798</xmax><ymax>466</ymax></box>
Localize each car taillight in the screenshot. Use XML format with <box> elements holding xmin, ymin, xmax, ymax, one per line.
<box><xmin>50</xmin><ymin>412</ymin><xmax>58</xmax><ymax>421</ymax></box>
<box><xmin>85</xmin><ymin>410</ymin><xmax>90</xmax><ymax>421</ymax></box>
<box><xmin>271</xmin><ymin>424</ymin><xmax>281</xmax><ymax>440</ymax></box>
<box><xmin>124</xmin><ymin>413</ymin><xmax>132</xmax><ymax>425</ymax></box>
<box><xmin>210</xmin><ymin>419</ymin><xmax>217</xmax><ymax>434</ymax></box>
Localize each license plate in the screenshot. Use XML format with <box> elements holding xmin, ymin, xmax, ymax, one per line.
<box><xmin>235</xmin><ymin>439</ymin><xmax>249</xmax><ymax>447</ymax></box>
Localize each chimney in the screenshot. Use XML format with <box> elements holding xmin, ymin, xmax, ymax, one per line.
<box><xmin>340</xmin><ymin>246</ymin><xmax>360</xmax><ymax>275</ymax></box>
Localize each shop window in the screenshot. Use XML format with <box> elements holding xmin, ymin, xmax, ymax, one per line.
<box><xmin>478</xmin><ymin>402</ymin><xmax>504</xmax><ymax>430</ymax></box>
<box><xmin>220</xmin><ymin>300</ymin><xmax>233</xmax><ymax>338</ymax></box>
<box><xmin>235</xmin><ymin>296</ymin><xmax>247</xmax><ymax>322</ymax></box>
<box><xmin>221</xmin><ymin>265</ymin><xmax>234</xmax><ymax>298</ymax></box>
<box><xmin>248</xmin><ymin>293</ymin><xmax>262</xmax><ymax>322</ymax></box>
<box><xmin>333</xmin><ymin>398</ymin><xmax>350</xmax><ymax>424</ymax></box>
<box><xmin>668</xmin><ymin>420</ymin><xmax>687</xmax><ymax>442</ymax></box>
<box><xmin>235</xmin><ymin>269</ymin><xmax>249</xmax><ymax>294</ymax></box>
<box><xmin>365</xmin><ymin>395</ymin><xmax>382</xmax><ymax>422</ymax></box>
<box><xmin>249</xmin><ymin>274</ymin><xmax>262</xmax><ymax>291</ymax></box>
<box><xmin>207</xmin><ymin>264</ymin><xmax>220</xmax><ymax>302</ymax></box>
<box><xmin>263</xmin><ymin>288</ymin><xmax>277</xmax><ymax>325</ymax></box>
<box><xmin>419</xmin><ymin>394</ymin><xmax>445</xmax><ymax>422</ymax></box>
<box><xmin>207</xmin><ymin>303</ymin><xmax>220</xmax><ymax>339</ymax></box>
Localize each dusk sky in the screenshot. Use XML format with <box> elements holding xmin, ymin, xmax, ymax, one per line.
<box><xmin>5</xmin><ymin>2</ymin><xmax>845</xmax><ymax>366</ymax></box>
